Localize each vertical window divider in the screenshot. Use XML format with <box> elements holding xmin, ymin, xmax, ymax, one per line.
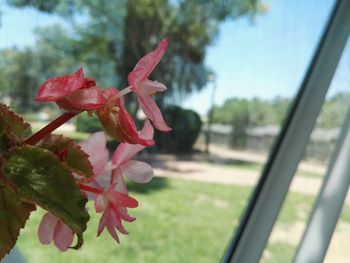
<box><xmin>294</xmin><ymin>101</ymin><xmax>350</xmax><ymax>262</ymax></box>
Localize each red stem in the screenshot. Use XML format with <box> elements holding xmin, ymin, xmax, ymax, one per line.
<box><xmin>25</xmin><ymin>112</ymin><xmax>78</xmax><ymax>145</ymax></box>
<box><xmin>79</xmin><ymin>183</ymin><xmax>103</xmax><ymax>194</ymax></box>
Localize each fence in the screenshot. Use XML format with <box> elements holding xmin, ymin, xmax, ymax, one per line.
<box><xmin>203</xmin><ymin>124</ymin><xmax>339</xmax><ymax>163</ymax></box>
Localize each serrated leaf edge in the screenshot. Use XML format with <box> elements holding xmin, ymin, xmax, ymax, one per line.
<box><xmin>3</xmin><ymin>145</ymin><xmax>89</xmax><ymax>250</ymax></box>
<box><xmin>0</xmin><ymin>185</ymin><xmax>35</xmax><ymax>260</ymax></box>
<box><xmin>39</xmin><ymin>134</ymin><xmax>94</xmax><ymax>179</ymax></box>
<box><xmin>0</xmin><ymin>104</ymin><xmax>31</xmax><ymax>141</ymax></box>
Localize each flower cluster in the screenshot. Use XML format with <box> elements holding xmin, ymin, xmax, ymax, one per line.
<box><xmin>35</xmin><ymin>38</ymin><xmax>170</xmax><ymax>143</ymax></box>
<box><xmin>0</xmin><ymin>38</ymin><xmax>170</xmax><ymax>258</ymax></box>
<box><xmin>38</xmin><ymin>126</ymin><xmax>154</xmax><ymax>249</ymax></box>
<box><xmin>35</xmin><ymin>39</ymin><xmax>170</xmax><ymax>251</ymax></box>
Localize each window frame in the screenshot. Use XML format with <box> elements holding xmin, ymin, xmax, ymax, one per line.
<box><xmin>222</xmin><ymin>0</ymin><xmax>350</xmax><ymax>262</ymax></box>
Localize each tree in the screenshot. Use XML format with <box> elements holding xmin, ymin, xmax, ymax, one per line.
<box><xmin>212</xmin><ymin>96</ymin><xmax>291</xmax><ymax>127</ymax></box>
<box><xmin>317</xmin><ymin>92</ymin><xmax>350</xmax><ymax>129</ymax></box>
<box><xmin>230</xmin><ymin>99</ymin><xmax>250</xmax><ymax>147</ymax></box>
<box><xmin>6</xmin><ymin>0</ymin><xmax>267</xmax><ymax>113</ymax></box>
<box><xmin>0</xmin><ymin>48</ymin><xmax>39</xmax><ymax>112</ymax></box>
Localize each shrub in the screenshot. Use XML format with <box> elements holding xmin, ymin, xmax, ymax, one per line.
<box><xmin>75</xmin><ymin>112</ymin><xmax>102</xmax><ymax>133</ymax></box>
<box><xmin>155</xmin><ymin>105</ymin><xmax>202</xmax><ymax>153</ymax></box>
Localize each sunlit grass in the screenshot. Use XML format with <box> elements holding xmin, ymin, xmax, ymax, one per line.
<box><xmin>17</xmin><ymin>178</ymin><xmax>252</xmax><ymax>263</ymax></box>
<box><xmin>262</xmin><ymin>242</ymin><xmax>296</xmax><ymax>263</ymax></box>
<box><xmin>16</xmin><ymin>178</ymin><xmax>349</xmax><ymax>262</ymax></box>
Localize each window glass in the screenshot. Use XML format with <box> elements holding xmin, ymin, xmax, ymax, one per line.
<box><xmin>323</xmin><ymin>37</ymin><xmax>350</xmax><ymax>263</ymax></box>
<box><xmin>325</xmin><ymin>190</ymin><xmax>350</xmax><ymax>262</ymax></box>
<box><xmin>0</xmin><ymin>0</ymin><xmax>335</xmax><ymax>262</ymax></box>
<box><xmin>262</xmin><ymin>36</ymin><xmax>350</xmax><ymax>263</ymax></box>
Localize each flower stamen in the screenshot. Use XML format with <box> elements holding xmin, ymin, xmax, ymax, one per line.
<box><xmin>107</xmin><ymin>87</ymin><xmax>132</xmax><ymax>103</ymax></box>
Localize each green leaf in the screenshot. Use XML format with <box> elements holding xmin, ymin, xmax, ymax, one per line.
<box><xmin>39</xmin><ymin>134</ymin><xmax>94</xmax><ymax>179</ymax></box>
<box><xmin>0</xmin><ymin>104</ymin><xmax>31</xmax><ymax>151</ymax></box>
<box><xmin>0</xmin><ymin>185</ymin><xmax>35</xmax><ymax>260</ymax></box>
<box><xmin>3</xmin><ymin>145</ymin><xmax>89</xmax><ymax>250</ymax></box>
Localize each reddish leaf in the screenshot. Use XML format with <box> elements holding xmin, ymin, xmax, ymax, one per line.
<box><xmin>35</xmin><ymin>68</ymin><xmax>85</xmax><ymax>102</ymax></box>
<box><xmin>39</xmin><ymin>134</ymin><xmax>94</xmax><ymax>179</ymax></box>
<box><xmin>0</xmin><ymin>184</ymin><xmax>35</xmax><ymax>260</ymax></box>
<box><xmin>3</xmin><ymin>145</ymin><xmax>89</xmax><ymax>250</ymax></box>
<box><xmin>0</xmin><ymin>104</ymin><xmax>31</xmax><ymax>151</ymax></box>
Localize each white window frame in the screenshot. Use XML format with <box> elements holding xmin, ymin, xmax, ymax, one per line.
<box><xmin>222</xmin><ymin>0</ymin><xmax>350</xmax><ymax>262</ymax></box>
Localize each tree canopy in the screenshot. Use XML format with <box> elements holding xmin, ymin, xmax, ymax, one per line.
<box><xmin>2</xmin><ymin>0</ymin><xmax>267</xmax><ymax>112</ymax></box>
<box><xmin>212</xmin><ymin>93</ymin><xmax>350</xmax><ymax>129</ymax></box>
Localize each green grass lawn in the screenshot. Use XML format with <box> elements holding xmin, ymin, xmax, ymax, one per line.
<box><xmin>16</xmin><ymin>178</ymin><xmax>252</xmax><ymax>263</ymax></box>
<box><xmin>15</xmin><ymin>178</ymin><xmax>349</xmax><ymax>263</ymax></box>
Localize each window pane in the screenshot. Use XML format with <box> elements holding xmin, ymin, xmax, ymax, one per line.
<box><xmin>323</xmin><ymin>37</ymin><xmax>350</xmax><ymax>263</ymax></box>
<box><xmin>262</xmin><ymin>35</ymin><xmax>350</xmax><ymax>263</ymax></box>
<box><xmin>325</xmin><ymin>189</ymin><xmax>350</xmax><ymax>262</ymax></box>
<box><xmin>0</xmin><ymin>0</ymin><xmax>336</xmax><ymax>262</ymax></box>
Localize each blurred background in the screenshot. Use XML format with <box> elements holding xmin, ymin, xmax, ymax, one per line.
<box><xmin>1</xmin><ymin>0</ymin><xmax>350</xmax><ymax>262</ymax></box>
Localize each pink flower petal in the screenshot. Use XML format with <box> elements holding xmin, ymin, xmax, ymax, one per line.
<box><xmin>112</xmin><ymin>142</ymin><xmax>144</xmax><ymax>167</ymax></box>
<box><xmin>79</xmin><ymin>132</ymin><xmax>109</xmax><ymax>177</ymax></box>
<box><xmin>95</xmin><ymin>194</ymin><xmax>109</xmax><ymax>213</ymax></box>
<box><xmin>126</xmin><ymin>39</ymin><xmax>171</xmax><ymax>132</ymax></box>
<box><xmin>112</xmin><ymin>170</ymin><xmax>128</xmax><ymax>194</ymax></box>
<box><xmin>118</xmin><ymin>208</ymin><xmax>136</xmax><ymax>222</ymax></box>
<box><xmin>97</xmin><ymin>209</ymin><xmax>109</xmax><ymax>236</ymax></box>
<box><xmin>112</xmin><ymin>120</ymin><xmax>154</xmax><ymax>166</ymax></box>
<box><xmin>106</xmin><ymin>213</ymin><xmax>120</xmax><ymax>243</ymax></box>
<box><xmin>97</xmin><ymin>90</ymin><xmax>154</xmax><ymax>146</ymax></box>
<box><xmin>139</xmin><ymin>119</ymin><xmax>155</xmax><ymax>140</ymax></box>
<box><xmin>38</xmin><ymin>212</ymin><xmax>59</xmax><ymax>245</ymax></box>
<box><xmin>95</xmin><ymin>188</ymin><xmax>138</xmax><ymax>243</ymax></box>
<box><xmin>95</xmin><ymin>172</ymin><xmax>111</xmax><ymax>189</ymax></box>
<box><xmin>53</xmin><ymin>221</ymin><xmax>74</xmax><ymax>252</ymax></box>
<box><xmin>121</xmin><ymin>160</ymin><xmax>154</xmax><ymax>183</ymax></box>
<box><xmin>108</xmin><ymin>191</ymin><xmax>139</xmax><ymax>208</ymax></box>
<box><xmin>110</xmin><ymin>209</ymin><xmax>129</xmax><ymax>235</ymax></box>
<box><xmin>35</xmin><ymin>68</ymin><xmax>85</xmax><ymax>102</ymax></box>
<box><xmin>117</xmin><ymin>97</ymin><xmax>155</xmax><ymax>145</ymax></box>
<box><xmin>56</xmin><ymin>86</ymin><xmax>107</xmax><ymax>111</ymax></box>
<box><xmin>139</xmin><ymin>79</ymin><xmax>167</xmax><ymax>97</ymax></box>
<box><xmin>137</xmin><ymin>94</ymin><xmax>171</xmax><ymax>131</ymax></box>
<box><xmin>128</xmin><ymin>38</ymin><xmax>168</xmax><ymax>87</ymax></box>
<box><xmin>107</xmin><ymin>226</ymin><xmax>120</xmax><ymax>243</ymax></box>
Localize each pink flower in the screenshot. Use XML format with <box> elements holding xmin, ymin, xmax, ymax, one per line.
<box><xmin>38</xmin><ymin>212</ymin><xmax>74</xmax><ymax>252</ymax></box>
<box><xmin>96</xmin><ymin>88</ymin><xmax>154</xmax><ymax>146</ymax></box>
<box><xmin>110</xmin><ymin>119</ymin><xmax>154</xmax><ymax>186</ymax></box>
<box><xmin>35</xmin><ymin>68</ymin><xmax>106</xmax><ymax>111</ymax></box>
<box><xmin>128</xmin><ymin>39</ymin><xmax>172</xmax><ymax>132</ymax></box>
<box><xmin>78</xmin><ymin>122</ymin><xmax>154</xmax><ymax>242</ymax></box>
<box><xmin>78</xmin><ymin>131</ymin><xmax>109</xmax><ymax>179</ymax></box>
<box><xmin>99</xmin><ymin>120</ymin><xmax>154</xmax><ymax>243</ymax></box>
<box><xmin>95</xmin><ymin>186</ymin><xmax>138</xmax><ymax>243</ymax></box>
<box><xmin>79</xmin><ymin>121</ymin><xmax>154</xmax><ymax>192</ymax></box>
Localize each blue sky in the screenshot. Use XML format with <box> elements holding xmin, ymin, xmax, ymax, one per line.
<box><xmin>1</xmin><ymin>0</ymin><xmax>348</xmax><ymax>115</ymax></box>
<box><xmin>183</xmin><ymin>0</ymin><xmax>338</xmax><ymax>114</ymax></box>
<box><xmin>0</xmin><ymin>3</ymin><xmax>69</xmax><ymax>47</ymax></box>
